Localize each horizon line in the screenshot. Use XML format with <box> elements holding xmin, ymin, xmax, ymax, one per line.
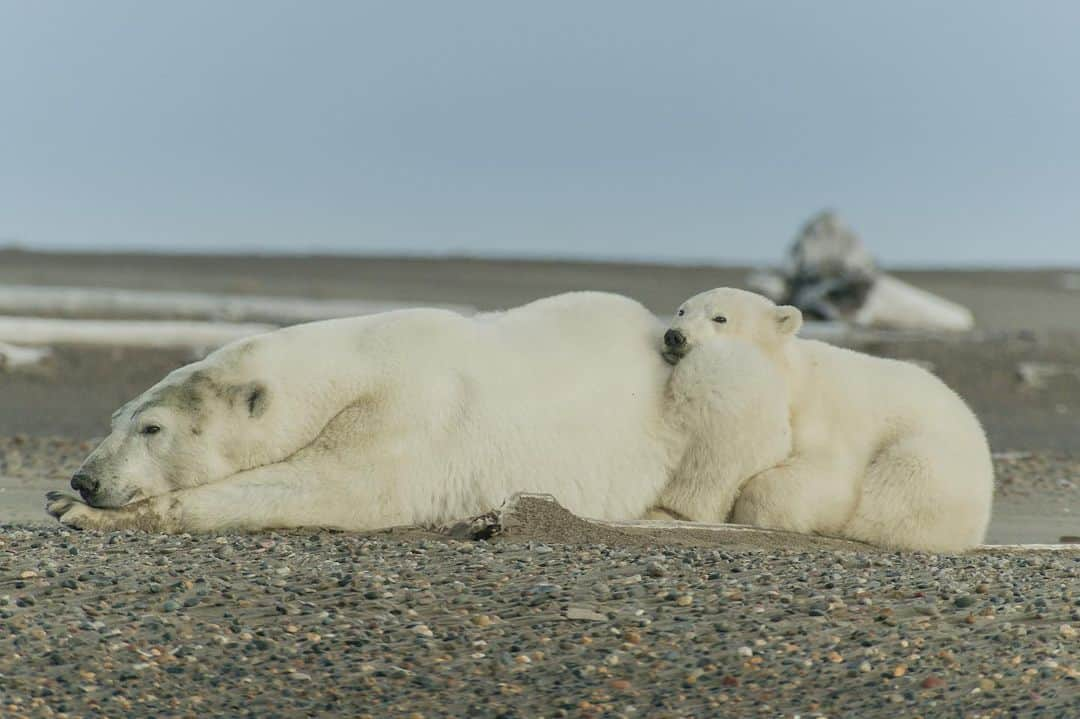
<box><xmin>3</xmin><ymin>244</ymin><xmax>1079</xmax><ymax>273</ymax></box>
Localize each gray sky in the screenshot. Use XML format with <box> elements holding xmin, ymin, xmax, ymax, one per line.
<box><xmin>2</xmin><ymin>1</ymin><xmax>1078</xmax><ymax>266</ymax></box>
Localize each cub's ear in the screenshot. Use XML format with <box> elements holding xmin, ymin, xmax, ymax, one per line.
<box><xmin>775</xmin><ymin>305</ymin><xmax>803</xmax><ymax>337</ymax></box>
<box><xmin>231</xmin><ymin>382</ymin><xmax>270</xmax><ymax>418</ymax></box>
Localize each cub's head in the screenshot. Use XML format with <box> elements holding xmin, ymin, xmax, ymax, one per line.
<box><xmin>69</xmin><ymin>363</ymin><xmax>271</xmax><ymax>508</ymax></box>
<box><xmin>661</xmin><ymin>287</ymin><xmax>802</xmax><ymax>365</ymax></box>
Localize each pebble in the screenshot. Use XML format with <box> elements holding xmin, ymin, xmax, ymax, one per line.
<box><xmin>566</xmin><ymin>607</ymin><xmax>606</xmax><ymax>621</ymax></box>
<box><xmin>645</xmin><ymin>562</ymin><xmax>666</xmax><ymax>578</ymax></box>
<box><xmin>411</xmin><ymin>624</ymin><xmax>434</xmax><ymax>638</ymax></box>
<box><xmin>0</xmin><ymin>495</ymin><xmax>1076</xmax><ymax>718</ymax></box>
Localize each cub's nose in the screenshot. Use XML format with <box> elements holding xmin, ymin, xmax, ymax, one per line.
<box><xmin>70</xmin><ymin>471</ymin><xmax>99</xmax><ymax>497</ymax></box>
<box><xmin>663</xmin><ymin>329</ymin><xmax>686</xmax><ymax>349</ymax></box>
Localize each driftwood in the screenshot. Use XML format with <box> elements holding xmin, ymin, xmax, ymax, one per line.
<box><xmin>748</xmin><ymin>211</ymin><xmax>974</xmax><ymax>332</ymax></box>
<box><xmin>443</xmin><ymin>493</ymin><xmax>1077</xmax><ymax>552</ymax></box>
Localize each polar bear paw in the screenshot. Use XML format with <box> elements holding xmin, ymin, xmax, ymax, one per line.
<box><xmin>45</xmin><ymin>491</ymin><xmax>102</xmax><ymax>530</ymax></box>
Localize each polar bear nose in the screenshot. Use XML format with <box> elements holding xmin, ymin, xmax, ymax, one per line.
<box><xmin>70</xmin><ymin>471</ymin><xmax>100</xmax><ymax>497</ymax></box>
<box><xmin>663</xmin><ymin>329</ymin><xmax>686</xmax><ymax>349</ymax></box>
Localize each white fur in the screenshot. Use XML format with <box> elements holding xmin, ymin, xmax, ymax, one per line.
<box><xmin>649</xmin><ymin>337</ymin><xmax>792</xmax><ymax>523</ymax></box>
<box><xmin>666</xmin><ymin>288</ymin><xmax>994</xmax><ymax>552</ymax></box>
<box><xmin>52</xmin><ymin>292</ymin><xmax>684</xmax><ymax>532</ymax></box>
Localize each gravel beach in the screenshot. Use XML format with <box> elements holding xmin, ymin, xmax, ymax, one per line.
<box><xmin>1</xmin><ymin>510</ymin><xmax>1077</xmax><ymax>718</ymax></box>
<box><xmin>1</xmin><ymin>253</ymin><xmax>1078</xmax><ymax>717</ymax></box>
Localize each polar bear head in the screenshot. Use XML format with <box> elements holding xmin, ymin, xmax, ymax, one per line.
<box><xmin>661</xmin><ymin>287</ymin><xmax>802</xmax><ymax>365</ymax></box>
<box><xmin>69</xmin><ymin>353</ymin><xmax>275</xmax><ymax>508</ymax></box>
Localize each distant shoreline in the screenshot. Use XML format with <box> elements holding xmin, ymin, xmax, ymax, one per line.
<box><xmin>2</xmin><ymin>250</ymin><xmax>1079</xmax><ymax>335</ymax></box>
<box><xmin>2</xmin><ymin>247</ymin><xmax>1077</xmax><ymax>274</ymax></box>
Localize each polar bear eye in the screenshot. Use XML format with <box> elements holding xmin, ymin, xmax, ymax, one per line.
<box><xmin>677</xmin><ymin>309</ymin><xmax>685</xmax><ymax>317</ymax></box>
<box><xmin>141</xmin><ymin>424</ymin><xmax>162</xmax><ymax>436</ymax></box>
<box><xmin>712</xmin><ymin>315</ymin><xmax>727</xmax><ymax>324</ymax></box>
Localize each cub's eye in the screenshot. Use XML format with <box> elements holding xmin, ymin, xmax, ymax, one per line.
<box><xmin>141</xmin><ymin>424</ymin><xmax>162</xmax><ymax>435</ymax></box>
<box><xmin>712</xmin><ymin>315</ymin><xmax>728</xmax><ymax>324</ymax></box>
<box><xmin>677</xmin><ymin>309</ymin><xmax>686</xmax><ymax>317</ymax></box>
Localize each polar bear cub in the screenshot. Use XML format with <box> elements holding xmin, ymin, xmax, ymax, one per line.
<box><xmin>662</xmin><ymin>287</ymin><xmax>993</xmax><ymax>552</ymax></box>
<box><xmin>648</xmin><ymin>336</ymin><xmax>793</xmax><ymax>524</ymax></box>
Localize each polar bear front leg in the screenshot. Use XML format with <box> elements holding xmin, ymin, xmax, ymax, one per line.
<box><xmin>47</xmin><ymin>458</ymin><xmax>376</xmax><ymax>533</ymax></box>
<box><xmin>731</xmin><ymin>454</ymin><xmax>858</xmax><ymax>536</ymax></box>
<box><xmin>646</xmin><ymin>469</ymin><xmax>746</xmax><ymax>524</ymax></box>
<box><xmin>47</xmin><ymin>490</ymin><xmax>184</xmax><ymax>532</ymax></box>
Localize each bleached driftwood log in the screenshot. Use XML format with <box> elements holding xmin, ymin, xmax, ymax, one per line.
<box><xmin>448</xmin><ymin>493</ymin><xmax>1080</xmax><ymax>552</ymax></box>
<box><xmin>747</xmin><ymin>211</ymin><xmax>975</xmax><ymax>332</ymax></box>
<box><xmin>853</xmin><ymin>275</ymin><xmax>974</xmax><ymax>331</ymax></box>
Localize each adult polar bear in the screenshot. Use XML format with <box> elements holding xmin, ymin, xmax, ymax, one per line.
<box><xmin>48</xmin><ymin>293</ymin><xmax>680</xmax><ymax>532</ymax></box>
<box><xmin>50</xmin><ymin>291</ymin><xmax>783</xmax><ymax>533</ymax></box>
<box><xmin>662</xmin><ymin>287</ymin><xmax>994</xmax><ymax>552</ymax></box>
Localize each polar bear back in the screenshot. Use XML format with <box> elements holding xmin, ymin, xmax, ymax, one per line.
<box><xmin>783</xmin><ymin>337</ymin><xmax>994</xmax><ymax>549</ymax></box>
<box><xmin>197</xmin><ymin>292</ymin><xmax>678</xmax><ymax>523</ymax></box>
<box><xmin>790</xmin><ymin>339</ymin><xmax>989</xmax><ymax>460</ymax></box>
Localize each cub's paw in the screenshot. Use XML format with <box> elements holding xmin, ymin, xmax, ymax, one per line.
<box><xmin>45</xmin><ymin>491</ymin><xmax>99</xmax><ymax>530</ymax></box>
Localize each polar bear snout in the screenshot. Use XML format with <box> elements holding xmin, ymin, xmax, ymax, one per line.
<box><xmin>69</xmin><ymin>464</ymin><xmax>127</xmax><ymax>508</ymax></box>
<box><xmin>663</xmin><ymin>329</ymin><xmax>686</xmax><ymax>349</ymax></box>
<box><xmin>70</xmin><ymin>471</ymin><xmax>100</xmax><ymax>502</ymax></box>
<box><xmin>662</xmin><ymin>329</ymin><xmax>689</xmax><ymax>365</ymax></box>
<box><xmin>69</xmin><ymin>435</ymin><xmax>158</xmax><ymax>508</ymax></box>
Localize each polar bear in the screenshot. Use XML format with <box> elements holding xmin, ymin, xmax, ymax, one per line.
<box><xmin>662</xmin><ymin>287</ymin><xmax>994</xmax><ymax>552</ymax></box>
<box><xmin>47</xmin><ymin>292</ymin><xmax>684</xmax><ymax>533</ymax></box>
<box><xmin>645</xmin><ymin>336</ymin><xmax>793</xmax><ymax>523</ymax></box>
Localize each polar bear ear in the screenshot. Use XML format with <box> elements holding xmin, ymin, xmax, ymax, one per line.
<box><xmin>231</xmin><ymin>382</ymin><xmax>270</xmax><ymax>418</ymax></box>
<box><xmin>774</xmin><ymin>305</ymin><xmax>803</xmax><ymax>337</ymax></box>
